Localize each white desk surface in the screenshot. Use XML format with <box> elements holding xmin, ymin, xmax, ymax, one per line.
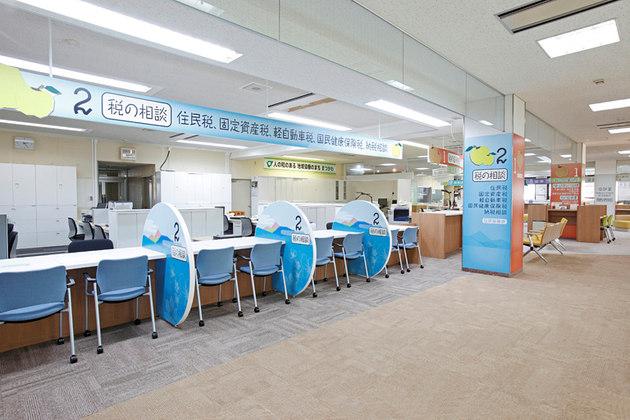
<box><xmin>192</xmin><ymin>236</ymin><xmax>283</xmax><ymax>253</ymax></box>
<box><xmin>0</xmin><ymin>247</ymin><xmax>165</xmax><ymax>272</ymax></box>
<box><xmin>312</xmin><ymin>229</ymin><xmax>351</xmax><ymax>239</ymax></box>
<box><xmin>389</xmin><ymin>224</ymin><xmax>414</xmax><ymax>231</ymax></box>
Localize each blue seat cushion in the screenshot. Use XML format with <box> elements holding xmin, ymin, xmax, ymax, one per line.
<box><xmin>239</xmin><ymin>265</ymin><xmax>280</xmax><ymax>276</ymax></box>
<box><xmin>398</xmin><ymin>243</ymin><xmax>417</xmax><ymax>249</ymax></box>
<box><xmin>0</xmin><ymin>302</ymin><xmax>64</xmax><ymax>322</ymax></box>
<box><xmin>334</xmin><ymin>251</ymin><xmax>363</xmax><ymax>259</ymax></box>
<box><xmin>316</xmin><ymin>257</ymin><xmax>331</xmax><ymax>266</ymax></box>
<box><xmin>98</xmin><ymin>286</ymin><xmax>145</xmax><ymax>302</ymax></box>
<box><xmin>198</xmin><ymin>272</ymin><xmax>232</xmax><ymax>285</ymax></box>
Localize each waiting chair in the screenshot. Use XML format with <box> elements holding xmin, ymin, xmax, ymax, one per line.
<box><xmin>195</xmin><ymin>247</ymin><xmax>243</xmax><ymax>325</ymax></box>
<box><xmin>601</xmin><ymin>215</ymin><xmax>615</xmax><ymax>243</ymax></box>
<box><xmin>238</xmin><ymin>241</ymin><xmax>289</xmax><ymax>312</ymax></box>
<box><xmin>334</xmin><ymin>232</ymin><xmax>369</xmax><ymax>285</ymax></box>
<box><xmin>310</xmin><ymin>236</ymin><xmax>340</xmax><ymax>297</ymax></box>
<box><xmin>398</xmin><ymin>227</ymin><xmax>424</xmax><ymax>271</ymax></box>
<box><xmin>523</xmin><ymin>222</ymin><xmax>563</xmax><ymax>263</ymax></box>
<box><xmin>94</xmin><ymin>224</ymin><xmax>107</xmax><ymax>240</ymax></box>
<box><xmin>241</xmin><ymin>218</ymin><xmax>253</xmax><ymax>237</ymax></box>
<box><xmin>326</xmin><ymin>222</ymin><xmax>333</xmax><ymax>230</ymax></box>
<box><xmin>383</xmin><ymin>229</ymin><xmax>405</xmax><ymax>278</ymax></box>
<box><xmin>0</xmin><ymin>266</ymin><xmax>77</xmax><ymax>363</ymax></box>
<box><xmin>67</xmin><ymin>218</ymin><xmax>85</xmax><ymax>241</ymax></box>
<box><xmin>8</xmin><ymin>231</ymin><xmax>18</xmax><ymax>258</ymax></box>
<box><xmin>82</xmin><ymin>222</ymin><xmax>95</xmax><ymax>240</ymax></box>
<box><xmin>84</xmin><ymin>256</ymin><xmax>157</xmax><ymax>354</ymax></box>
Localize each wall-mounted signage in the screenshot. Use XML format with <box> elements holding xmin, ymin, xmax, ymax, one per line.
<box><xmin>120</xmin><ymin>147</ymin><xmax>136</xmax><ymax>161</ymax></box>
<box><xmin>524</xmin><ymin>177</ymin><xmax>549</xmax><ymax>185</ymax></box>
<box><xmin>0</xmin><ymin>64</ymin><xmax>402</xmax><ymax>159</ymax></box>
<box><xmin>263</xmin><ymin>158</ymin><xmax>336</xmax><ymax>174</ymax></box>
<box><xmin>429</xmin><ymin>146</ymin><xmax>463</xmax><ymax>168</ymax></box>
<box><xmin>446</xmin><ymin>179</ymin><xmax>463</xmax><ymax>187</ymax></box>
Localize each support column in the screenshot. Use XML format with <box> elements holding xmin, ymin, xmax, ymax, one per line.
<box><xmin>594</xmin><ymin>159</ymin><xmax>617</xmax><ymax>215</ymax></box>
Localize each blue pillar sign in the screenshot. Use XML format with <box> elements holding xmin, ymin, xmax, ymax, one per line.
<box><xmin>255</xmin><ymin>201</ymin><xmax>316</xmax><ymax>296</ymax></box>
<box><xmin>142</xmin><ymin>203</ymin><xmax>195</xmax><ymax>326</ymax></box>
<box><xmin>333</xmin><ymin>200</ymin><xmax>391</xmax><ymax>277</ymax></box>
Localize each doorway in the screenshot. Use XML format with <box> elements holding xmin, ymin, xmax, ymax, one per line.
<box><xmin>232</xmin><ymin>179</ymin><xmax>252</xmax><ymax>216</ymax></box>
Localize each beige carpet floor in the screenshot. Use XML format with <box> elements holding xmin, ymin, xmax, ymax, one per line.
<box><xmin>90</xmin><ymin>254</ymin><xmax>630</xmax><ymax>419</ymax></box>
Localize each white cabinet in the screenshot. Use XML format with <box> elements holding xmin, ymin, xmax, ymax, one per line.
<box><xmin>158</xmin><ymin>171</ymin><xmax>231</xmax><ymax>210</ymax></box>
<box><xmin>57</xmin><ymin>166</ymin><xmax>77</xmax><ymax>206</ymax></box>
<box><xmin>107</xmin><ymin>210</ymin><xmax>149</xmax><ymax>248</ymax></box>
<box><xmin>0</xmin><ymin>163</ymin><xmax>13</xmax><ymax>205</ymax></box>
<box><xmin>35</xmin><ymin>165</ymin><xmax>58</xmax><ymax>205</ymax></box>
<box><xmin>12</xmin><ymin>164</ymin><xmax>36</xmax><ymax>205</ymax></box>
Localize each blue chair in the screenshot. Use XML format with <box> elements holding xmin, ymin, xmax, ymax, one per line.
<box><xmin>398</xmin><ymin>226</ymin><xmax>424</xmax><ymax>271</ymax></box>
<box><xmin>310</xmin><ymin>236</ymin><xmax>340</xmax><ymax>297</ymax></box>
<box><xmin>238</xmin><ymin>241</ymin><xmax>289</xmax><ymax>312</ymax></box>
<box><xmin>334</xmin><ymin>232</ymin><xmax>369</xmax><ymax>285</ymax></box>
<box><xmin>0</xmin><ymin>266</ymin><xmax>77</xmax><ymax>363</ymax></box>
<box><xmin>195</xmin><ymin>247</ymin><xmax>242</xmax><ymax>325</ymax></box>
<box><xmin>84</xmin><ymin>256</ymin><xmax>157</xmax><ymax>354</ymax></box>
<box><xmin>383</xmin><ymin>229</ymin><xmax>405</xmax><ymax>278</ymax></box>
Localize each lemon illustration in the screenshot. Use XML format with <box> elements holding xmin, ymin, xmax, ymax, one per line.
<box><xmin>467</xmin><ymin>145</ymin><xmax>494</xmax><ymax>166</ymax></box>
<box><xmin>391</xmin><ymin>143</ymin><xmax>403</xmax><ymax>158</ymax></box>
<box><xmin>0</xmin><ymin>64</ymin><xmax>56</xmax><ymax>118</ymax></box>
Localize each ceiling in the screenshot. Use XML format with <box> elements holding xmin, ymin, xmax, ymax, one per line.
<box><xmin>356</xmin><ymin>0</ymin><xmax>630</xmax><ymax>155</ymax></box>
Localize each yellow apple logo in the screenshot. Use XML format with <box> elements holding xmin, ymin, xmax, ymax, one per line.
<box><xmin>466</xmin><ymin>145</ymin><xmax>494</xmax><ymax>166</ymax></box>
<box><xmin>391</xmin><ymin>143</ymin><xmax>403</xmax><ymax>159</ymax></box>
<box><xmin>0</xmin><ymin>63</ymin><xmax>59</xmax><ymax>118</ymax></box>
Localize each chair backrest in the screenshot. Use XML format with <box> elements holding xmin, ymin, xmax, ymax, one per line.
<box><xmin>607</xmin><ymin>215</ymin><xmax>615</xmax><ymax>226</ymax></box>
<box><xmin>0</xmin><ymin>266</ymin><xmax>67</xmax><ymax>315</ymax></box>
<box><xmin>96</xmin><ymin>256</ymin><xmax>148</xmax><ymax>294</ymax></box>
<box><xmin>540</xmin><ymin>222</ymin><xmax>561</xmax><ymax>244</ymax></box>
<box><xmin>197</xmin><ymin>247</ymin><xmax>235</xmax><ymax>278</ymax></box>
<box><xmin>390</xmin><ymin>229</ymin><xmax>399</xmax><ymax>248</ymax></box>
<box><xmin>326</xmin><ymin>222</ymin><xmax>333</xmax><ymax>230</ymax></box>
<box><xmin>67</xmin><ymin>217</ymin><xmax>78</xmax><ymax>239</ymax></box>
<box><xmin>8</xmin><ymin>231</ymin><xmax>18</xmax><ymax>258</ymax></box>
<box><xmin>250</xmin><ymin>241</ymin><xmax>283</xmax><ymax>268</ymax></box>
<box><xmin>315</xmin><ymin>236</ymin><xmax>334</xmax><ymax>260</ymax></box>
<box><xmin>68</xmin><ymin>239</ymin><xmax>113</xmax><ymax>253</ymax></box>
<box><xmin>402</xmin><ymin>226</ymin><xmax>419</xmax><ymax>245</ymax></box>
<box><xmin>7</xmin><ymin>223</ymin><xmax>14</xmax><ymax>235</ymax></box>
<box><xmin>558</xmin><ymin>218</ymin><xmax>568</xmax><ymax>235</ymax></box>
<box><xmin>82</xmin><ymin>222</ymin><xmax>94</xmax><ymax>240</ymax></box>
<box><xmin>94</xmin><ymin>224</ymin><xmax>107</xmax><ymax>240</ymax></box>
<box><xmin>223</xmin><ymin>215</ymin><xmax>230</xmax><ymax>233</ymax></box>
<box><xmin>241</xmin><ymin>218</ymin><xmax>253</xmax><ymax>237</ymax></box>
<box><xmin>342</xmin><ymin>233</ymin><xmax>364</xmax><ymax>253</ymax></box>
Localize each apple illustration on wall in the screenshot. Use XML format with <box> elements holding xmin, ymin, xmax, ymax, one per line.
<box><xmin>466</xmin><ymin>145</ymin><xmax>495</xmax><ymax>166</ymax></box>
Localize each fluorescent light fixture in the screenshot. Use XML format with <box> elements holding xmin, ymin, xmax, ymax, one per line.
<box><xmin>479</xmin><ymin>120</ymin><xmax>494</xmax><ymax>126</ymax></box>
<box><xmin>415</xmin><ymin>167</ymin><xmax>429</xmax><ymax>170</ymax></box>
<box><xmin>538</xmin><ymin>19</ymin><xmax>619</xmax><ymax>58</ymax></box>
<box><xmin>365</xmin><ymin>99</ymin><xmax>450</xmax><ymax>128</ymax></box>
<box><xmin>609</xmin><ymin>127</ymin><xmax>630</xmax><ymax>134</ymax></box>
<box><xmin>282</xmin><ymin>155</ymin><xmax>325</xmax><ymax>162</ymax></box>
<box><xmin>385</xmin><ymin>80</ymin><xmax>414</xmax><ymax>92</ymax></box>
<box><xmin>176</xmin><ymin>139</ymin><xmax>247</xmax><ymax>149</ymax></box>
<box><xmin>525</xmin><ymin>138</ymin><xmax>532</xmax><ymax>143</ymax></box>
<box><xmin>14</xmin><ymin>0</ymin><xmax>242</xmax><ymax>64</ymax></box>
<box><xmin>379</xmin><ymin>163</ymin><xmax>397</xmax><ymax>167</ymax></box>
<box><xmin>524</xmin><ymin>152</ymin><xmax>536</xmax><ymax>157</ymax></box>
<box><xmin>0</xmin><ymin>54</ymin><xmax>150</xmax><ymax>93</ymax></box>
<box><xmin>0</xmin><ymin>118</ymin><xmax>86</xmax><ymax>132</ymax></box>
<box><xmin>589</xmin><ymin>97</ymin><xmax>630</xmax><ymax>112</ymax></box>
<box><xmin>560</xmin><ymin>154</ymin><xmax>572</xmax><ymax>158</ymax></box>
<box><xmin>267</xmin><ymin>112</ymin><xmax>351</xmax><ymax>132</ymax></box>
<box><xmin>537</xmin><ymin>156</ymin><xmax>552</xmax><ymax>163</ymax></box>
<box><xmin>617</xmin><ymin>150</ymin><xmax>630</xmax><ymax>155</ymax></box>
<box><xmin>400</xmin><ymin>140</ymin><xmax>430</xmax><ymax>149</ymax></box>
<box><xmin>417</xmin><ymin>155</ymin><xmax>429</xmax><ymax>159</ymax></box>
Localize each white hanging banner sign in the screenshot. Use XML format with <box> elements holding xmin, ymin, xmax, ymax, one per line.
<box><xmin>0</xmin><ymin>64</ymin><xmax>403</xmax><ymax>159</ymax></box>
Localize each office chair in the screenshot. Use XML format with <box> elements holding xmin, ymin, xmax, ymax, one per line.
<box><xmin>241</xmin><ymin>217</ymin><xmax>254</xmax><ymax>237</ymax></box>
<box><xmin>0</xmin><ymin>266</ymin><xmax>77</xmax><ymax>363</ymax></box>
<box><xmin>223</xmin><ymin>215</ymin><xmax>233</xmax><ymax>235</ymax></box>
<box><xmin>326</xmin><ymin>222</ymin><xmax>333</xmax><ymax>230</ymax></box>
<box><xmin>82</xmin><ymin>222</ymin><xmax>95</xmax><ymax>240</ymax></box>
<box><xmin>67</xmin><ymin>218</ymin><xmax>85</xmax><ymax>241</ymax></box>
<box><xmin>383</xmin><ymin>229</ymin><xmax>405</xmax><ymax>278</ymax></box>
<box><xmin>195</xmin><ymin>247</ymin><xmax>243</xmax><ymax>325</ymax></box>
<box><xmin>84</xmin><ymin>256</ymin><xmax>157</xmax><ymax>354</ymax></box>
<box><xmin>94</xmin><ymin>224</ymin><xmax>107</xmax><ymax>240</ymax></box>
<box><xmin>238</xmin><ymin>241</ymin><xmax>289</xmax><ymax>312</ymax></box>
<box><xmin>334</xmin><ymin>232</ymin><xmax>369</xmax><ymax>285</ymax></box>
<box><xmin>398</xmin><ymin>227</ymin><xmax>424</xmax><ymax>271</ymax></box>
<box><xmin>8</xmin><ymin>231</ymin><xmax>18</xmax><ymax>258</ymax></box>
<box><xmin>310</xmin><ymin>236</ymin><xmax>340</xmax><ymax>297</ymax></box>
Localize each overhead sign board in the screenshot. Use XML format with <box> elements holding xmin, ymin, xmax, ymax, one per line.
<box><xmin>429</xmin><ymin>146</ymin><xmax>463</xmax><ymax>168</ymax></box>
<box><xmin>0</xmin><ymin>64</ymin><xmax>403</xmax><ymax>159</ymax></box>
<box><xmin>263</xmin><ymin>158</ymin><xmax>336</xmax><ymax>174</ymax></box>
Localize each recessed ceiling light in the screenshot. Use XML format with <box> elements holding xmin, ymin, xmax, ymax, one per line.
<box><xmin>589</xmin><ymin>97</ymin><xmax>630</xmax><ymax>112</ymax></box>
<box><xmin>176</xmin><ymin>139</ymin><xmax>247</xmax><ymax>149</ymax></box>
<box><xmin>524</xmin><ymin>152</ymin><xmax>536</xmax><ymax>157</ymax></box>
<box><xmin>537</xmin><ymin>156</ymin><xmax>552</xmax><ymax>163</ymax></box>
<box><xmin>560</xmin><ymin>154</ymin><xmax>572</xmax><ymax>158</ymax></box>
<box><xmin>267</xmin><ymin>112</ymin><xmax>351</xmax><ymax>131</ymax></box>
<box><xmin>385</xmin><ymin>80</ymin><xmax>414</xmax><ymax>92</ymax></box>
<box><xmin>400</xmin><ymin>140</ymin><xmax>430</xmax><ymax>149</ymax></box>
<box><xmin>609</xmin><ymin>127</ymin><xmax>630</xmax><ymax>134</ymax></box>
<box><xmin>479</xmin><ymin>120</ymin><xmax>494</xmax><ymax>126</ymax></box>
<box><xmin>0</xmin><ymin>54</ymin><xmax>151</xmax><ymax>92</ymax></box>
<box><xmin>415</xmin><ymin>167</ymin><xmax>429</xmax><ymax>170</ymax></box>
<box><xmin>618</xmin><ymin>150</ymin><xmax>630</xmax><ymax>155</ymax></box>
<box><xmin>417</xmin><ymin>155</ymin><xmax>429</xmax><ymax>159</ymax></box>
<box><xmin>525</xmin><ymin>138</ymin><xmax>532</xmax><ymax>142</ymax></box>
<box><xmin>282</xmin><ymin>155</ymin><xmax>326</xmax><ymax>162</ymax></box>
<box><xmin>538</xmin><ymin>19</ymin><xmax>619</xmax><ymax>58</ymax></box>
<box><xmin>379</xmin><ymin>163</ymin><xmax>397</xmax><ymax>166</ymax></box>
<box><xmin>14</xmin><ymin>0</ymin><xmax>242</xmax><ymax>64</ymax></box>
<box><xmin>0</xmin><ymin>118</ymin><xmax>87</xmax><ymax>132</ymax></box>
<box><xmin>365</xmin><ymin>99</ymin><xmax>451</xmax><ymax>128</ymax></box>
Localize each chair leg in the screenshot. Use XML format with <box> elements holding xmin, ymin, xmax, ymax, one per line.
<box><xmin>362</xmin><ymin>253</ymin><xmax>370</xmax><ymax>282</ymax></box>
<box><xmin>195</xmin><ymin>278</ymin><xmax>204</xmax><ymax>327</ymax></box>
<box><xmin>57</xmin><ymin>311</ymin><xmax>64</xmax><ymax>345</ymax></box>
<box><xmin>262</xmin><ymin>277</ymin><xmax>267</xmax><ymax>297</ymax></box>
<box><xmin>550</xmin><ymin>241</ymin><xmax>564</xmax><ymax>254</ymax></box>
<box><xmin>533</xmin><ymin>247</ymin><xmax>548</xmax><ymax>263</ymax></box>
<box><xmin>280</xmin><ymin>259</ymin><xmax>290</xmax><ymax>304</ymax></box>
<box><xmin>384</xmin><ymin>261</ymin><xmax>389</xmax><ymax>278</ymax></box>
<box><xmin>249</xmin><ymin>264</ymin><xmax>259</xmax><ymax>313</ymax></box>
<box><xmin>310</xmin><ymin>271</ymin><xmax>317</xmax><ymax>298</ymax></box>
<box><xmin>342</xmin><ymin>251</ymin><xmax>351</xmax><ymax>288</ymax></box>
<box><xmin>217</xmin><ymin>284</ymin><xmax>223</xmax><ymax>307</ymax></box>
<box><xmin>134</xmin><ymin>297</ymin><xmax>141</xmax><ymax>325</ymax></box>
<box><xmin>417</xmin><ymin>244</ymin><xmax>424</xmax><ymax>269</ymax></box>
<box><xmin>402</xmin><ymin>245</ymin><xmax>410</xmax><ymax>272</ymax></box>
<box><xmin>332</xmin><ymin>259</ymin><xmax>340</xmax><ymax>291</ymax></box>
<box><xmin>233</xmin><ymin>263</ymin><xmax>243</xmax><ymax>318</ymax></box>
<box><xmin>66</xmin><ymin>289</ymin><xmax>77</xmax><ymax>364</ymax></box>
<box><xmin>397</xmin><ymin>248</ymin><xmax>404</xmax><ymax>274</ymax></box>
<box><xmin>323</xmin><ymin>263</ymin><xmax>328</xmax><ymax>283</ymax></box>
<box><xmin>93</xmin><ymin>284</ymin><xmax>103</xmax><ymax>354</ymax></box>
<box><xmin>147</xmin><ymin>275</ymin><xmax>158</xmax><ymax>339</ymax></box>
<box><xmin>83</xmin><ymin>281</ymin><xmax>91</xmax><ymax>337</ymax></box>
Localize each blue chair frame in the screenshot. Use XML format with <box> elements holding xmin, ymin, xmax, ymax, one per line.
<box><xmin>310</xmin><ymin>236</ymin><xmax>340</xmax><ymax>297</ymax></box>
<box><xmin>334</xmin><ymin>232</ymin><xmax>369</xmax><ymax>285</ymax></box>
<box><xmin>238</xmin><ymin>241</ymin><xmax>289</xmax><ymax>312</ymax></box>
<box><xmin>383</xmin><ymin>229</ymin><xmax>405</xmax><ymax>278</ymax></box>
<box><xmin>0</xmin><ymin>266</ymin><xmax>77</xmax><ymax>364</ymax></box>
<box><xmin>195</xmin><ymin>247</ymin><xmax>243</xmax><ymax>325</ymax></box>
<box><xmin>398</xmin><ymin>226</ymin><xmax>424</xmax><ymax>271</ymax></box>
<box><xmin>84</xmin><ymin>256</ymin><xmax>157</xmax><ymax>354</ymax></box>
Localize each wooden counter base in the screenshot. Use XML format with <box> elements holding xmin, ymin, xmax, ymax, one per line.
<box><xmin>411</xmin><ymin>212</ymin><xmax>462</xmax><ymax>259</ymax></box>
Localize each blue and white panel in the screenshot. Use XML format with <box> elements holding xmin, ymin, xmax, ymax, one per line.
<box><xmin>255</xmin><ymin>201</ymin><xmax>316</xmax><ymax>296</ymax></box>
<box><xmin>142</xmin><ymin>203</ymin><xmax>195</xmax><ymax>326</ymax></box>
<box><xmin>333</xmin><ymin>200</ymin><xmax>391</xmax><ymax>277</ymax></box>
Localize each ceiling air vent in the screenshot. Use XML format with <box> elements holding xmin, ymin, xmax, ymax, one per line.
<box><xmin>497</xmin><ymin>0</ymin><xmax>619</xmax><ymax>34</ymax></box>
<box><xmin>240</xmin><ymin>82</ymin><xmax>271</xmax><ymax>93</ymax></box>
<box><xmin>597</xmin><ymin>121</ymin><xmax>630</xmax><ymax>130</ymax></box>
